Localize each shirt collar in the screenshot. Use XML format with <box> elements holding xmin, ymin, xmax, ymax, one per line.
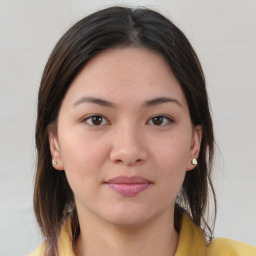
<box><xmin>57</xmin><ymin>213</ymin><xmax>207</xmax><ymax>256</ymax></box>
<box><xmin>175</xmin><ymin>213</ymin><xmax>207</xmax><ymax>256</ymax></box>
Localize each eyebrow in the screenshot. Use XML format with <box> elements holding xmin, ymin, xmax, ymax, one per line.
<box><xmin>143</xmin><ymin>97</ymin><xmax>182</xmax><ymax>108</ymax></box>
<box><xmin>73</xmin><ymin>96</ymin><xmax>116</xmax><ymax>107</ymax></box>
<box><xmin>73</xmin><ymin>96</ymin><xmax>182</xmax><ymax>108</ymax></box>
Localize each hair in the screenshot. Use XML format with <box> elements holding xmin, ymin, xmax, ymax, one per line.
<box><xmin>34</xmin><ymin>6</ymin><xmax>216</xmax><ymax>255</ymax></box>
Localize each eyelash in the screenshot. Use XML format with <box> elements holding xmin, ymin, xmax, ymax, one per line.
<box><xmin>147</xmin><ymin>115</ymin><xmax>174</xmax><ymax>126</ymax></box>
<box><xmin>82</xmin><ymin>114</ymin><xmax>174</xmax><ymax>127</ymax></box>
<box><xmin>83</xmin><ymin>114</ymin><xmax>110</xmax><ymax>126</ymax></box>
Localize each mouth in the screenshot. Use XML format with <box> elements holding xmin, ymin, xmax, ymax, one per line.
<box><xmin>104</xmin><ymin>175</ymin><xmax>152</xmax><ymax>197</ymax></box>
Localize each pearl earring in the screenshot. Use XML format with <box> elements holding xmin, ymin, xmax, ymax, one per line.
<box><xmin>52</xmin><ymin>160</ymin><xmax>58</xmax><ymax>165</ymax></box>
<box><xmin>191</xmin><ymin>158</ymin><xmax>197</xmax><ymax>165</ymax></box>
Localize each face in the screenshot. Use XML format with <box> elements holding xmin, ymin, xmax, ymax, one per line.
<box><xmin>49</xmin><ymin>47</ymin><xmax>202</xmax><ymax>227</ymax></box>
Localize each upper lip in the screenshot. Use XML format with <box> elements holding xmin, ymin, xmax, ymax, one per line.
<box><xmin>105</xmin><ymin>175</ymin><xmax>152</xmax><ymax>184</ymax></box>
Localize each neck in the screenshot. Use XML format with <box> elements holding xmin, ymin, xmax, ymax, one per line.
<box><xmin>74</xmin><ymin>208</ymin><xmax>179</xmax><ymax>256</ymax></box>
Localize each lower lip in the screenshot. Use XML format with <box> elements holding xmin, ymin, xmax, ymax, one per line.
<box><xmin>106</xmin><ymin>183</ymin><xmax>151</xmax><ymax>196</ymax></box>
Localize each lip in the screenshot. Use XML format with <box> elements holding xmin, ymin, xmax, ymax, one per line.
<box><xmin>104</xmin><ymin>175</ymin><xmax>152</xmax><ymax>197</ymax></box>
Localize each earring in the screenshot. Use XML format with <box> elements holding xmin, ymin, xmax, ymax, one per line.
<box><xmin>191</xmin><ymin>158</ymin><xmax>197</xmax><ymax>166</ymax></box>
<box><xmin>52</xmin><ymin>160</ymin><xmax>58</xmax><ymax>165</ymax></box>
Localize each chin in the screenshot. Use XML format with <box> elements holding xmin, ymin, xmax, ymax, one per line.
<box><xmin>100</xmin><ymin>204</ymin><xmax>157</xmax><ymax>228</ymax></box>
<box><xmin>107</xmin><ymin>215</ymin><xmax>151</xmax><ymax>228</ymax></box>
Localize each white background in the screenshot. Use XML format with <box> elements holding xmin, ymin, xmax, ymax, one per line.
<box><xmin>0</xmin><ymin>1</ymin><xmax>255</xmax><ymax>255</ymax></box>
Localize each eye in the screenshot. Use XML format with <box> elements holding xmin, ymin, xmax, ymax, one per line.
<box><xmin>83</xmin><ymin>114</ymin><xmax>109</xmax><ymax>126</ymax></box>
<box><xmin>147</xmin><ymin>115</ymin><xmax>173</xmax><ymax>126</ymax></box>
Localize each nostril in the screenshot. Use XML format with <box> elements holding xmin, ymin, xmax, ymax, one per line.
<box><xmin>110</xmin><ymin>144</ymin><xmax>148</xmax><ymax>166</ymax></box>
<box><xmin>113</xmin><ymin>157</ymin><xmax>144</xmax><ymax>166</ymax></box>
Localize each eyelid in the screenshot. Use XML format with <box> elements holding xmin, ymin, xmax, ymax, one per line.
<box><xmin>81</xmin><ymin>113</ymin><xmax>174</xmax><ymax>127</ymax></box>
<box><xmin>147</xmin><ymin>114</ymin><xmax>174</xmax><ymax>126</ymax></box>
<box><xmin>82</xmin><ymin>114</ymin><xmax>110</xmax><ymax>126</ymax></box>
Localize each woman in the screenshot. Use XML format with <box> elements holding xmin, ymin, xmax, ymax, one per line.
<box><xmin>30</xmin><ymin>6</ymin><xmax>256</xmax><ymax>256</ymax></box>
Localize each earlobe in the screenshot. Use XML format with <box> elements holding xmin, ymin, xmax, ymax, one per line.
<box><xmin>49</xmin><ymin>132</ymin><xmax>64</xmax><ymax>171</ymax></box>
<box><xmin>187</xmin><ymin>125</ymin><xmax>202</xmax><ymax>171</ymax></box>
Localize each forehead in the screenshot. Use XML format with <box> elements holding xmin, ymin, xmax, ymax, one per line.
<box><xmin>63</xmin><ymin>47</ymin><xmax>188</xmax><ymax>108</ymax></box>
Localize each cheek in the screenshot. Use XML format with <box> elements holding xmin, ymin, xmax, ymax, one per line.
<box><xmin>149</xmin><ymin>132</ymin><xmax>191</xmax><ymax>195</ymax></box>
<box><xmin>57</xmin><ymin>129</ymin><xmax>111</xmax><ymax>192</ymax></box>
<box><xmin>59</xmin><ymin>127</ymin><xmax>109</xmax><ymax>166</ymax></box>
<box><xmin>152</xmin><ymin>133</ymin><xmax>191</xmax><ymax>171</ymax></box>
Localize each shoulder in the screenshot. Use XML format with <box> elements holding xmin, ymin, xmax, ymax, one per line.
<box><xmin>28</xmin><ymin>242</ymin><xmax>46</xmax><ymax>256</ymax></box>
<box><xmin>207</xmin><ymin>237</ymin><xmax>256</xmax><ymax>256</ymax></box>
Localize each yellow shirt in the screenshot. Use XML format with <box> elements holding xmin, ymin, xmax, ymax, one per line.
<box><xmin>29</xmin><ymin>214</ymin><xmax>256</xmax><ymax>256</ymax></box>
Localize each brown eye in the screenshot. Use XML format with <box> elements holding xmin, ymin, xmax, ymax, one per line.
<box><xmin>84</xmin><ymin>115</ymin><xmax>108</xmax><ymax>126</ymax></box>
<box><xmin>148</xmin><ymin>115</ymin><xmax>173</xmax><ymax>126</ymax></box>
<box><xmin>152</xmin><ymin>116</ymin><xmax>164</xmax><ymax>125</ymax></box>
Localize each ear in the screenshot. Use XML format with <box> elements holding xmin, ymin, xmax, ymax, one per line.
<box><xmin>187</xmin><ymin>125</ymin><xmax>202</xmax><ymax>171</ymax></box>
<box><xmin>49</xmin><ymin>132</ymin><xmax>64</xmax><ymax>171</ymax></box>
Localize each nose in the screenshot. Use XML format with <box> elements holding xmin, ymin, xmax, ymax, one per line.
<box><xmin>109</xmin><ymin>124</ymin><xmax>148</xmax><ymax>166</ymax></box>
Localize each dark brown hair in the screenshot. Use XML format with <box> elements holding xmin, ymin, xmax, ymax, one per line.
<box><xmin>34</xmin><ymin>6</ymin><xmax>216</xmax><ymax>255</ymax></box>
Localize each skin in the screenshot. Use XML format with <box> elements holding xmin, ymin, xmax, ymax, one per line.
<box><xmin>49</xmin><ymin>47</ymin><xmax>202</xmax><ymax>256</ymax></box>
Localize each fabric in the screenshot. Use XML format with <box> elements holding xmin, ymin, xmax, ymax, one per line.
<box><xmin>29</xmin><ymin>214</ymin><xmax>256</xmax><ymax>256</ymax></box>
